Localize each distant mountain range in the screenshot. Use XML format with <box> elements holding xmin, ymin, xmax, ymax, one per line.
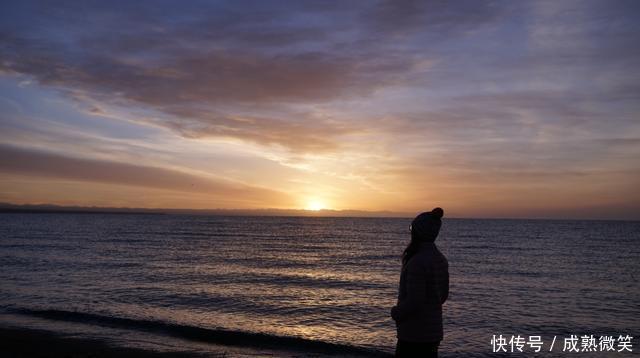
<box><xmin>0</xmin><ymin>202</ymin><xmax>411</xmax><ymax>218</ymax></box>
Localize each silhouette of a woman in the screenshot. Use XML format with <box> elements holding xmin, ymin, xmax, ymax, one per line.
<box><xmin>391</xmin><ymin>208</ymin><xmax>449</xmax><ymax>358</ymax></box>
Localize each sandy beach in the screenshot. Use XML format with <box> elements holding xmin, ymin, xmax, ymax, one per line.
<box><xmin>0</xmin><ymin>326</ymin><xmax>392</xmax><ymax>358</ymax></box>
<box><xmin>0</xmin><ymin>327</ymin><xmax>216</xmax><ymax>358</ymax></box>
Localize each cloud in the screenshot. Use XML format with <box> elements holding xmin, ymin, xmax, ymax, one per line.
<box><xmin>365</xmin><ymin>0</ymin><xmax>502</xmax><ymax>37</ymax></box>
<box><xmin>0</xmin><ymin>1</ymin><xmax>505</xmax><ymax>152</ymax></box>
<box><xmin>0</xmin><ymin>28</ymin><xmax>381</xmax><ymax>153</ymax></box>
<box><xmin>0</xmin><ymin>144</ymin><xmax>294</xmax><ymax>207</ymax></box>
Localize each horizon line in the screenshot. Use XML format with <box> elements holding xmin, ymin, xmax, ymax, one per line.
<box><xmin>0</xmin><ymin>202</ymin><xmax>637</xmax><ymax>222</ymax></box>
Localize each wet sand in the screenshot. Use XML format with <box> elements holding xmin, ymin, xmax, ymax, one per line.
<box><xmin>0</xmin><ymin>327</ymin><xmax>219</xmax><ymax>358</ymax></box>
<box><xmin>0</xmin><ymin>327</ymin><xmax>390</xmax><ymax>358</ymax></box>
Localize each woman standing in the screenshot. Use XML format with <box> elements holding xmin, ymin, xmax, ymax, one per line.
<box><xmin>391</xmin><ymin>208</ymin><xmax>449</xmax><ymax>358</ymax></box>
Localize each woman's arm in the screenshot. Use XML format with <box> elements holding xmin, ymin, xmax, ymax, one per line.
<box><xmin>391</xmin><ymin>263</ymin><xmax>426</xmax><ymax>322</ymax></box>
<box><xmin>440</xmin><ymin>261</ymin><xmax>449</xmax><ymax>304</ymax></box>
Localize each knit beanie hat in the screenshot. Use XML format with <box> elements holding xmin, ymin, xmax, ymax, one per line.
<box><xmin>411</xmin><ymin>207</ymin><xmax>444</xmax><ymax>242</ymax></box>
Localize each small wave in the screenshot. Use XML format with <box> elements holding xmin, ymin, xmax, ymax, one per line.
<box><xmin>7</xmin><ymin>307</ymin><xmax>391</xmax><ymax>357</ymax></box>
<box><xmin>456</xmin><ymin>234</ymin><xmax>484</xmax><ymax>239</ymax></box>
<box><xmin>455</xmin><ymin>244</ymin><xmax>493</xmax><ymax>250</ymax></box>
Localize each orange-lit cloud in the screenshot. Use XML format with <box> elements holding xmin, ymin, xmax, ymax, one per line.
<box><xmin>0</xmin><ymin>144</ymin><xmax>294</xmax><ymax>208</ymax></box>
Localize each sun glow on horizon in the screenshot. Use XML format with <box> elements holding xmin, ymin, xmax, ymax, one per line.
<box><xmin>305</xmin><ymin>200</ymin><xmax>326</xmax><ymax>211</ymax></box>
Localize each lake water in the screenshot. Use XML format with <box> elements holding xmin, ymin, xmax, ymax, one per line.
<box><xmin>0</xmin><ymin>214</ymin><xmax>638</xmax><ymax>356</ymax></box>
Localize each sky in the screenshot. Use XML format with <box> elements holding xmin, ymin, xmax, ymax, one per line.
<box><xmin>0</xmin><ymin>0</ymin><xmax>639</xmax><ymax>219</ymax></box>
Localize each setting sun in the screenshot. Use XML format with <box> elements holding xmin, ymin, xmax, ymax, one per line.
<box><xmin>306</xmin><ymin>200</ymin><xmax>326</xmax><ymax>211</ymax></box>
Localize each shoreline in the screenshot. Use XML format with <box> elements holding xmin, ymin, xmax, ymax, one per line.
<box><xmin>2</xmin><ymin>308</ymin><xmax>392</xmax><ymax>357</ymax></box>
<box><xmin>0</xmin><ymin>327</ymin><xmax>217</xmax><ymax>358</ymax></box>
<box><xmin>0</xmin><ymin>325</ymin><xmax>393</xmax><ymax>358</ymax></box>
